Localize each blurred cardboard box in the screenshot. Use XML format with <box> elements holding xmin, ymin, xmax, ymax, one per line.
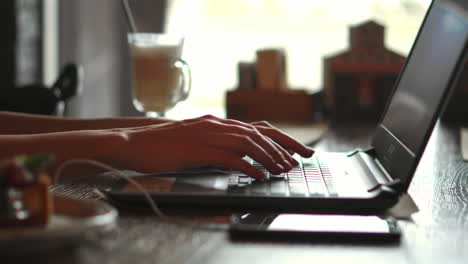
<box><xmin>226</xmin><ymin>89</ymin><xmax>314</xmax><ymax>122</ymax></box>
<box><xmin>256</xmin><ymin>49</ymin><xmax>288</xmax><ymax>91</ymax></box>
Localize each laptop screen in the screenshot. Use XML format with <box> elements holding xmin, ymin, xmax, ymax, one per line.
<box><xmin>372</xmin><ymin>0</ymin><xmax>468</xmax><ymax>190</ymax></box>
<box><xmin>382</xmin><ymin>1</ymin><xmax>468</xmax><ymax>154</ymax></box>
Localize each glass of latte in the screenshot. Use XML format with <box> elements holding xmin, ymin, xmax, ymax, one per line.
<box><xmin>128</xmin><ymin>33</ymin><xmax>191</xmax><ymax>117</ymax></box>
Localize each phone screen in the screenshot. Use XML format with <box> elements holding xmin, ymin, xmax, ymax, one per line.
<box><xmin>267</xmin><ymin>214</ymin><xmax>390</xmax><ymax>233</ymax></box>
<box><xmin>230</xmin><ymin>213</ymin><xmax>400</xmax><ymax>241</ymax></box>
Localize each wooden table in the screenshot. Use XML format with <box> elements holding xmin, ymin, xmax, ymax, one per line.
<box><xmin>7</xmin><ymin>121</ymin><xmax>468</xmax><ymax>264</ymax></box>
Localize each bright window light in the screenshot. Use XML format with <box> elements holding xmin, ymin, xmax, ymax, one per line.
<box><xmin>165</xmin><ymin>0</ymin><xmax>430</xmax><ymax>118</ymax></box>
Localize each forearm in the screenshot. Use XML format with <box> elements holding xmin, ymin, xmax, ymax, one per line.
<box><xmin>0</xmin><ymin>111</ymin><xmax>172</xmax><ymax>134</ymax></box>
<box><xmin>0</xmin><ymin>130</ymin><xmax>128</xmax><ymax>178</ymax></box>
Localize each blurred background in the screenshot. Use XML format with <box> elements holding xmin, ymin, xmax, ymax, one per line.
<box><xmin>1</xmin><ymin>0</ymin><xmax>432</xmax><ymax>119</ymax></box>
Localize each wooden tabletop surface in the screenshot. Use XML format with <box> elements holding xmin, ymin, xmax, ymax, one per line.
<box><xmin>6</xmin><ymin>121</ymin><xmax>468</xmax><ymax>264</ymax></box>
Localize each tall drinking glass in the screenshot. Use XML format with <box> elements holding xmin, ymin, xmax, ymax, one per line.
<box><xmin>128</xmin><ymin>33</ymin><xmax>191</xmax><ymax>117</ymax></box>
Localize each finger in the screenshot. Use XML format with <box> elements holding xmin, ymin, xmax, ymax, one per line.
<box><xmin>213</xmin><ymin>119</ymin><xmax>299</xmax><ymax>168</ymax></box>
<box><xmin>256</xmin><ymin>125</ymin><xmax>303</xmax><ymax>162</ymax></box>
<box><xmin>268</xmin><ymin>139</ymin><xmax>298</xmax><ymax>168</ymax></box>
<box><xmin>251</xmin><ymin>121</ymin><xmax>314</xmax><ymax>157</ymax></box>
<box><xmin>198</xmin><ymin>133</ymin><xmax>284</xmax><ymax>175</ymax></box>
<box><xmin>201</xmin><ymin>148</ymin><xmax>267</xmax><ymax>179</ymax></box>
<box><xmin>185</xmin><ymin>119</ymin><xmax>291</xmax><ymax>169</ymax></box>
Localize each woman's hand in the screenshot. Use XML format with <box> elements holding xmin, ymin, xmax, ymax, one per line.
<box><xmin>108</xmin><ymin>115</ymin><xmax>314</xmax><ymax>179</ymax></box>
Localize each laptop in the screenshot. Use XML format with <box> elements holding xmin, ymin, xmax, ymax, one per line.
<box><xmin>107</xmin><ymin>0</ymin><xmax>468</xmax><ymax>213</ymax></box>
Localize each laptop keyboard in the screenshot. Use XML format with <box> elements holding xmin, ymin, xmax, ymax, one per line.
<box><xmin>227</xmin><ymin>155</ymin><xmax>337</xmax><ymax>197</ymax></box>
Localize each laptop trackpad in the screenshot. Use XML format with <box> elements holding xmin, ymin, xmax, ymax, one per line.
<box><xmin>173</xmin><ymin>173</ymin><xmax>229</xmax><ymax>193</ymax></box>
<box><xmin>121</xmin><ymin>172</ymin><xmax>229</xmax><ymax>195</ymax></box>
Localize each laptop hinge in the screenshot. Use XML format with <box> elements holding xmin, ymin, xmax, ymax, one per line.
<box><xmin>347</xmin><ymin>148</ymin><xmax>403</xmax><ymax>194</ymax></box>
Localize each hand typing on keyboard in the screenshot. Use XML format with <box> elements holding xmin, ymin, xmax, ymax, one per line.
<box><xmin>108</xmin><ymin>115</ymin><xmax>314</xmax><ymax>180</ymax></box>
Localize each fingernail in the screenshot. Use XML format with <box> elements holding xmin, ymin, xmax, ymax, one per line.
<box><xmin>256</xmin><ymin>171</ymin><xmax>267</xmax><ymax>179</ymax></box>
<box><xmin>283</xmin><ymin>160</ymin><xmax>293</xmax><ymax>170</ymax></box>
<box><xmin>275</xmin><ymin>164</ymin><xmax>285</xmax><ymax>174</ymax></box>
<box><xmin>291</xmin><ymin>158</ymin><xmax>299</xmax><ymax>166</ymax></box>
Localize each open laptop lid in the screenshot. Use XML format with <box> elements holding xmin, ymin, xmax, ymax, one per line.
<box><xmin>371</xmin><ymin>0</ymin><xmax>468</xmax><ymax>192</ymax></box>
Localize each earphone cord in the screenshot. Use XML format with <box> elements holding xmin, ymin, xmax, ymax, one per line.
<box><xmin>53</xmin><ymin>159</ymin><xmax>226</xmax><ymax>227</ymax></box>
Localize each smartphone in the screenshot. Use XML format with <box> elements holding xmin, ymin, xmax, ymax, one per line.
<box><xmin>229</xmin><ymin>213</ymin><xmax>401</xmax><ymax>242</ymax></box>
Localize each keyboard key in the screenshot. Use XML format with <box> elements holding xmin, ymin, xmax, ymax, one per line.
<box><xmin>269</xmin><ymin>180</ymin><xmax>288</xmax><ymax>195</ymax></box>
<box><xmin>301</xmin><ymin>157</ymin><xmax>317</xmax><ymax>166</ymax></box>
<box><xmin>287</xmin><ymin>168</ymin><xmax>303</xmax><ymax>173</ymax></box>
<box><xmin>288</xmin><ymin>172</ymin><xmax>301</xmax><ymax>177</ymax></box>
<box><xmin>238</xmin><ymin>177</ymin><xmax>251</xmax><ymax>185</ymax></box>
<box><xmin>227</xmin><ymin>186</ymin><xmax>249</xmax><ymax>195</ymax></box>
<box><xmin>304</xmin><ymin>168</ymin><xmax>320</xmax><ymax>173</ymax></box>
<box><xmin>251</xmin><ymin>183</ymin><xmax>269</xmax><ymax>195</ymax></box>
<box><xmin>307</xmin><ymin>181</ymin><xmax>327</xmax><ymax>195</ymax></box>
<box><xmin>288</xmin><ymin>179</ymin><xmax>304</xmax><ymax>185</ymax></box>
<box><xmin>269</xmin><ymin>173</ymin><xmax>286</xmax><ymax>179</ymax></box>
<box><xmin>289</xmin><ymin>183</ymin><xmax>308</xmax><ymax>196</ymax></box>
<box><xmin>228</xmin><ymin>179</ymin><xmax>237</xmax><ymax>186</ymax></box>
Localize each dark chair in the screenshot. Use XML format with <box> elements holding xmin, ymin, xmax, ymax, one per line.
<box><xmin>0</xmin><ymin>63</ymin><xmax>82</xmax><ymax>115</ymax></box>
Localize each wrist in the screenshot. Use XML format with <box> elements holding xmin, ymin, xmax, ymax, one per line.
<box><xmin>38</xmin><ymin>130</ymin><xmax>129</xmax><ymax>179</ymax></box>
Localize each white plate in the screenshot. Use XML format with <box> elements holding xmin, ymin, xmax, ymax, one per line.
<box><xmin>0</xmin><ymin>195</ymin><xmax>118</xmax><ymax>255</ymax></box>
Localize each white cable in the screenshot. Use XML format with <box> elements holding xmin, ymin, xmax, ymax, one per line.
<box><xmin>53</xmin><ymin>158</ymin><xmax>185</xmax><ymax>224</ymax></box>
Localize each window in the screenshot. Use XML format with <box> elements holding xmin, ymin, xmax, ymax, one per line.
<box><xmin>165</xmin><ymin>0</ymin><xmax>431</xmax><ymax>118</ymax></box>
